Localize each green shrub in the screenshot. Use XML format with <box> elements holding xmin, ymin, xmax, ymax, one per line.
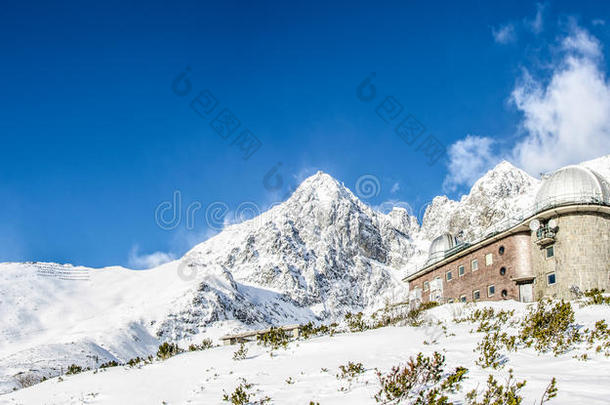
<box><xmin>189</xmin><ymin>338</ymin><xmax>214</xmax><ymax>351</ymax></box>
<box><xmin>300</xmin><ymin>322</ymin><xmax>338</xmax><ymax>339</ymax></box>
<box><xmin>337</xmin><ymin>361</ymin><xmax>366</xmax><ymax>380</ymax></box>
<box><xmin>232</xmin><ymin>343</ymin><xmax>248</xmax><ymax>361</ymax></box>
<box><xmin>157</xmin><ymin>342</ymin><xmax>181</xmax><ymax>360</ymax></box>
<box><xmin>466</xmin><ymin>370</ymin><xmax>557</xmax><ymax>405</ymax></box>
<box><xmin>583</xmin><ymin>289</ymin><xmax>610</xmax><ymax>305</ymax></box>
<box><xmin>456</xmin><ymin>308</ymin><xmax>516</xmax><ymax>334</ymax></box>
<box><xmin>539</xmin><ymin>378</ymin><xmax>559</xmax><ymax>404</ymax></box>
<box><xmin>374</xmin><ymin>351</ymin><xmax>467</xmax><ymax>404</ymax></box>
<box><xmin>405</xmin><ymin>301</ymin><xmax>439</xmax><ymax>327</ymax></box>
<box><xmin>582</xmin><ymin>319</ymin><xmax>610</xmax><ymax>357</ymax></box>
<box><xmin>257</xmin><ymin>327</ymin><xmax>291</xmax><ymax>350</ymax></box>
<box><xmin>127</xmin><ymin>357</ymin><xmax>143</xmax><ymax>367</ymax></box>
<box><xmin>66</xmin><ymin>364</ymin><xmax>83</xmax><ymax>375</ymax></box>
<box><xmin>222</xmin><ymin>378</ymin><xmax>270</xmax><ymax>404</ymax></box>
<box><xmin>99</xmin><ymin>360</ymin><xmax>119</xmax><ymax>368</ymax></box>
<box><xmin>345</xmin><ymin>312</ymin><xmax>369</xmax><ymax>332</ymax></box>
<box><xmin>466</xmin><ymin>369</ymin><xmax>526</xmax><ymax>405</ymax></box>
<box><xmin>519</xmin><ymin>300</ymin><xmax>581</xmax><ymax>355</ymax></box>
<box><xmin>475</xmin><ymin>332</ymin><xmax>504</xmax><ymax>369</ymax></box>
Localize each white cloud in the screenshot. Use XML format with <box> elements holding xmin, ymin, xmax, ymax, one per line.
<box><xmin>527</xmin><ymin>2</ymin><xmax>546</xmax><ymax>34</ymax></box>
<box><xmin>390</xmin><ymin>182</ymin><xmax>400</xmax><ymax>194</ymax></box>
<box><xmin>492</xmin><ymin>24</ymin><xmax>516</xmax><ymax>44</ymax></box>
<box><xmin>510</xmin><ymin>26</ymin><xmax>610</xmax><ymax>175</ymax></box>
<box><xmin>128</xmin><ymin>245</ymin><xmax>175</xmax><ymax>269</ymax></box>
<box><xmin>592</xmin><ymin>19</ymin><xmax>605</xmax><ymax>27</ymax></box>
<box><xmin>443</xmin><ymin>135</ymin><xmax>498</xmax><ymax>192</ymax></box>
<box><xmin>560</xmin><ymin>26</ymin><xmax>602</xmax><ymax>59</ymax></box>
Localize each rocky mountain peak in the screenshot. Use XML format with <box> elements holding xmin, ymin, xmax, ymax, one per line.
<box><xmin>467</xmin><ymin>160</ymin><xmax>538</xmax><ymax>200</ymax></box>
<box><xmin>288</xmin><ymin>171</ymin><xmax>356</xmax><ymax>207</ymax></box>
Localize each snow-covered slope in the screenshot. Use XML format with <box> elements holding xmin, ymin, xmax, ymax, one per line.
<box><xmin>0</xmin><ymin>154</ymin><xmax>609</xmax><ymax>394</ymax></box>
<box><xmin>5</xmin><ymin>301</ymin><xmax>610</xmax><ymax>405</ymax></box>
<box><xmin>0</xmin><ymin>173</ymin><xmax>423</xmax><ymax>393</ymax></box>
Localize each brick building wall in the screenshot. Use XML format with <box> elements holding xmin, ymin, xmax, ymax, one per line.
<box><xmin>409</xmin><ymin>232</ymin><xmax>532</xmax><ymax>304</ymax></box>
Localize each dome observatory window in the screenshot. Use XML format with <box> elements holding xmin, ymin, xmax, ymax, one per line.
<box><xmin>498</xmin><ymin>246</ymin><xmax>505</xmax><ymax>255</ymax></box>
<box><xmin>499</xmin><ymin>267</ymin><xmax>506</xmax><ymax>276</ymax></box>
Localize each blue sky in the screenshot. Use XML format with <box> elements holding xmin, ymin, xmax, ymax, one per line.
<box><xmin>1</xmin><ymin>1</ymin><xmax>610</xmax><ymax>267</ymax></box>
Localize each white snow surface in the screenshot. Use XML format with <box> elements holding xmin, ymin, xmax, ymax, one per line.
<box><xmin>3</xmin><ymin>301</ymin><xmax>610</xmax><ymax>404</ymax></box>
<box><xmin>0</xmin><ymin>154</ymin><xmax>609</xmax><ymax>397</ymax></box>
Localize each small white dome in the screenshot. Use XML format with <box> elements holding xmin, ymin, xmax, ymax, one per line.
<box><xmin>535</xmin><ymin>166</ymin><xmax>610</xmax><ymax>211</ymax></box>
<box><xmin>427</xmin><ymin>233</ymin><xmax>457</xmax><ymax>264</ymax></box>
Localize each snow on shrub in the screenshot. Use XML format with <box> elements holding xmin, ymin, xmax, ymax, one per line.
<box><xmin>374</xmin><ymin>351</ymin><xmax>467</xmax><ymax>404</ymax></box>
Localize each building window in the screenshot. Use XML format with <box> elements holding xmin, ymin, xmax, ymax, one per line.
<box><xmin>488</xmin><ymin>285</ymin><xmax>495</xmax><ymax>297</ymax></box>
<box><xmin>485</xmin><ymin>253</ymin><xmax>493</xmax><ymax>266</ymax></box>
<box><xmin>446</xmin><ymin>271</ymin><xmax>453</xmax><ymax>281</ymax></box>
<box><xmin>473</xmin><ymin>290</ymin><xmax>481</xmax><ymax>301</ymax></box>
<box><xmin>458</xmin><ymin>265</ymin><xmax>465</xmax><ymax>276</ymax></box>
<box><xmin>498</xmin><ymin>246</ymin><xmax>505</xmax><ymax>255</ymax></box>
<box><xmin>423</xmin><ymin>281</ymin><xmax>429</xmax><ymax>291</ymax></box>
<box><xmin>472</xmin><ymin>259</ymin><xmax>479</xmax><ymax>271</ymax></box>
<box><xmin>547</xmin><ymin>272</ymin><xmax>557</xmax><ymax>286</ymax></box>
<box><xmin>447</xmin><ymin>298</ymin><xmax>454</xmax><ymax>304</ymax></box>
<box><xmin>460</xmin><ymin>295</ymin><xmax>467</xmax><ymax>303</ymax></box>
<box><xmin>501</xmin><ymin>289</ymin><xmax>508</xmax><ymax>298</ymax></box>
<box><xmin>499</xmin><ymin>267</ymin><xmax>506</xmax><ymax>276</ymax></box>
<box><xmin>546</xmin><ymin>246</ymin><xmax>554</xmax><ymax>258</ymax></box>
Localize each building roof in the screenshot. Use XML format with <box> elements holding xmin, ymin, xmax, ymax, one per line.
<box><xmin>535</xmin><ymin>166</ymin><xmax>610</xmax><ymax>212</ymax></box>
<box><xmin>425</xmin><ymin>233</ymin><xmax>457</xmax><ymax>265</ymax></box>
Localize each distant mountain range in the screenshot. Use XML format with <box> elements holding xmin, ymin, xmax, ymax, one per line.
<box><xmin>1</xmin><ymin>154</ymin><xmax>608</xmax><ymax>393</ymax></box>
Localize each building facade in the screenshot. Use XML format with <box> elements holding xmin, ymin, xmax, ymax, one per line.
<box><xmin>406</xmin><ymin>166</ymin><xmax>610</xmax><ymax>304</ymax></box>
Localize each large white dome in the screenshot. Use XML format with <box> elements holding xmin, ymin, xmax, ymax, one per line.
<box><xmin>426</xmin><ymin>233</ymin><xmax>457</xmax><ymax>264</ymax></box>
<box><xmin>535</xmin><ymin>166</ymin><xmax>610</xmax><ymax>211</ymax></box>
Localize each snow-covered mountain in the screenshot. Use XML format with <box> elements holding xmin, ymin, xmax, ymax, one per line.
<box><xmin>1</xmin><ymin>154</ymin><xmax>609</xmax><ymax>393</ymax></box>
<box><xmin>155</xmin><ymin>172</ymin><xmax>419</xmax><ymax>340</ymax></box>
<box><xmin>420</xmin><ymin>160</ymin><xmax>540</xmax><ymax>242</ymax></box>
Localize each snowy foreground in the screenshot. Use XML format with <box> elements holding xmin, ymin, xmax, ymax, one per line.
<box><xmin>3</xmin><ymin>301</ymin><xmax>610</xmax><ymax>405</ymax></box>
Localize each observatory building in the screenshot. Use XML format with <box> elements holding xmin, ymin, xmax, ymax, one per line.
<box><xmin>405</xmin><ymin>165</ymin><xmax>610</xmax><ymax>303</ymax></box>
